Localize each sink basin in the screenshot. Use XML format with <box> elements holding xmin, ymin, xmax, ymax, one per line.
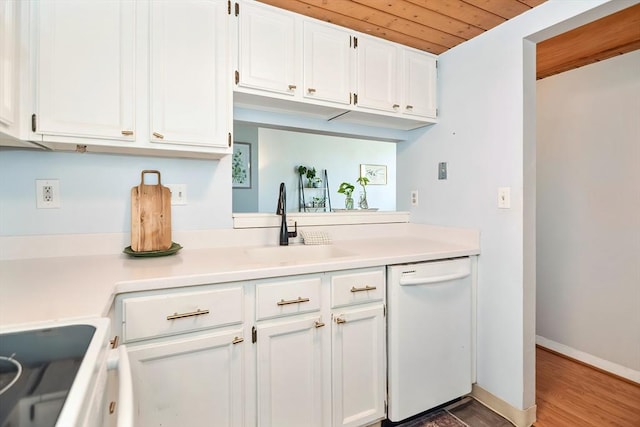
<box><xmin>245</xmin><ymin>245</ymin><xmax>355</xmax><ymax>264</ymax></box>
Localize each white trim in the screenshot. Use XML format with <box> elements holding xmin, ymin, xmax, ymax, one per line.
<box><xmin>470</xmin><ymin>384</ymin><xmax>536</xmax><ymax>427</ymax></box>
<box><xmin>232</xmin><ymin>211</ymin><xmax>410</xmax><ymax>229</ymax></box>
<box><xmin>536</xmin><ymin>335</ymin><xmax>640</xmax><ymax>384</ymax></box>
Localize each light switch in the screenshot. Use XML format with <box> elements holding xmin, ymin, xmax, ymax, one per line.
<box><xmin>438</xmin><ymin>162</ymin><xmax>447</xmax><ymax>180</ymax></box>
<box><xmin>498</xmin><ymin>187</ymin><xmax>511</xmax><ymax>209</ymax></box>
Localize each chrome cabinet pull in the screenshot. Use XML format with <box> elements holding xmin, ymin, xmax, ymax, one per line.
<box><xmin>307</xmin><ymin>88</ymin><xmax>316</xmax><ymax>94</ymax></box>
<box><xmin>232</xmin><ymin>336</ymin><xmax>244</xmax><ymax>344</ymax></box>
<box><xmin>350</xmin><ymin>285</ymin><xmax>377</xmax><ymax>293</ymax></box>
<box><xmin>277</xmin><ymin>297</ymin><xmax>310</xmax><ymax>306</ymax></box>
<box><xmin>121</xmin><ymin>130</ymin><xmax>133</xmax><ymax>136</ymax></box>
<box><xmin>315</xmin><ymin>320</ymin><xmax>325</xmax><ymax>328</ymax></box>
<box><xmin>166</xmin><ymin>309</ymin><xmax>210</xmax><ymax>320</ymax></box>
<box><xmin>335</xmin><ymin>317</ymin><xmax>346</xmax><ymax>324</ymax></box>
<box><xmin>152</xmin><ymin>132</ymin><xmax>164</xmax><ymax>139</ymax></box>
<box><xmin>288</xmin><ymin>84</ymin><xmax>297</xmax><ymax>90</ymax></box>
<box><xmin>392</xmin><ymin>104</ymin><xmax>400</xmax><ymax>109</ymax></box>
<box><xmin>406</xmin><ymin>105</ymin><xmax>414</xmax><ymax>110</ymax></box>
<box><xmin>109</xmin><ymin>401</ymin><xmax>116</xmax><ymax>414</ymax></box>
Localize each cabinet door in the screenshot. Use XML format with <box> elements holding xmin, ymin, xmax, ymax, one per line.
<box><xmin>257</xmin><ymin>315</ymin><xmax>330</xmax><ymax>427</ymax></box>
<box><xmin>238</xmin><ymin>1</ymin><xmax>299</xmax><ymax>96</ymax></box>
<box><xmin>0</xmin><ymin>0</ymin><xmax>18</xmax><ymax>135</ymax></box>
<box><xmin>303</xmin><ymin>20</ymin><xmax>352</xmax><ymax>105</ymax></box>
<box><xmin>403</xmin><ymin>50</ymin><xmax>437</xmax><ymax>119</ymax></box>
<box><xmin>34</xmin><ymin>0</ymin><xmax>135</xmax><ymax>140</ymax></box>
<box><xmin>356</xmin><ymin>35</ymin><xmax>400</xmax><ymax>113</ymax></box>
<box><xmin>149</xmin><ymin>0</ymin><xmax>230</xmax><ymax>148</ymax></box>
<box><xmin>128</xmin><ymin>330</ymin><xmax>245</xmax><ymax>427</ymax></box>
<box><xmin>332</xmin><ymin>305</ymin><xmax>386</xmax><ymax>427</ymax></box>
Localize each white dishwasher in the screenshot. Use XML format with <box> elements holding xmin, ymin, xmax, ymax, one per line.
<box><xmin>387</xmin><ymin>257</ymin><xmax>472</xmax><ymax>422</ymax></box>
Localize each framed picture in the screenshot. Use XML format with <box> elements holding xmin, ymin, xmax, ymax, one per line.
<box><xmin>360</xmin><ymin>164</ymin><xmax>387</xmax><ymax>185</ymax></box>
<box><xmin>232</xmin><ymin>142</ymin><xmax>251</xmax><ymax>188</ymax></box>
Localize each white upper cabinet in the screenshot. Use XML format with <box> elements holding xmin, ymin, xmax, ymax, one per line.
<box><xmin>149</xmin><ymin>0</ymin><xmax>230</xmax><ymax>148</ymax></box>
<box><xmin>233</xmin><ymin>0</ymin><xmax>438</xmax><ymax>130</ymax></box>
<box><xmin>0</xmin><ymin>0</ymin><xmax>19</xmax><ymax>138</ymax></box>
<box><xmin>237</xmin><ymin>0</ymin><xmax>299</xmax><ymax>96</ymax></box>
<box><xmin>355</xmin><ymin>35</ymin><xmax>400</xmax><ymax>113</ymax></box>
<box><xmin>403</xmin><ymin>49</ymin><xmax>437</xmax><ymax>119</ymax></box>
<box><xmin>31</xmin><ymin>0</ymin><xmax>231</xmax><ymax>158</ymax></box>
<box><xmin>303</xmin><ymin>20</ymin><xmax>352</xmax><ymax>105</ymax></box>
<box><xmin>34</xmin><ymin>0</ymin><xmax>135</xmax><ymax>141</ymax></box>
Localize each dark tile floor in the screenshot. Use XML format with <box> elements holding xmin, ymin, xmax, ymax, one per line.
<box><xmin>446</xmin><ymin>397</ymin><xmax>513</xmax><ymax>427</ymax></box>
<box><xmin>383</xmin><ymin>396</ymin><xmax>514</xmax><ymax>427</ymax></box>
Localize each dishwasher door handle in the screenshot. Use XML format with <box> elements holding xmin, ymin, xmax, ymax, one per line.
<box><xmin>399</xmin><ymin>271</ymin><xmax>470</xmax><ymax>286</ymax></box>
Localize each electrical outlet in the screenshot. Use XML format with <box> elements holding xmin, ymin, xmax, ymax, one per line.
<box><xmin>411</xmin><ymin>190</ymin><xmax>419</xmax><ymax>207</ymax></box>
<box><xmin>166</xmin><ymin>184</ymin><xmax>187</xmax><ymax>205</ymax></box>
<box><xmin>36</xmin><ymin>179</ymin><xmax>61</xmax><ymax>209</ymax></box>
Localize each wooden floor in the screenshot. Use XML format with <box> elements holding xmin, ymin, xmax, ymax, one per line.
<box><xmin>535</xmin><ymin>346</ymin><xmax>640</xmax><ymax>426</ymax></box>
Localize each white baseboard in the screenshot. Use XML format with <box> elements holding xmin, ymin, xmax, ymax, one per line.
<box><xmin>536</xmin><ymin>335</ymin><xmax>640</xmax><ymax>384</ymax></box>
<box><xmin>470</xmin><ymin>384</ymin><xmax>536</xmax><ymax>427</ymax></box>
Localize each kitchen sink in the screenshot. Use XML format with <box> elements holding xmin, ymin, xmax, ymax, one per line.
<box><xmin>245</xmin><ymin>245</ymin><xmax>355</xmax><ymax>264</ymax></box>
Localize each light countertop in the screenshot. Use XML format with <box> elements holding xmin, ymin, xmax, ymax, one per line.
<box><xmin>0</xmin><ymin>224</ymin><xmax>479</xmax><ymax>328</ymax></box>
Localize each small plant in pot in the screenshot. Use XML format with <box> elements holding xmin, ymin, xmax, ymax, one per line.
<box><xmin>306</xmin><ymin>167</ymin><xmax>321</xmax><ymax>187</ymax></box>
<box><xmin>337</xmin><ymin>182</ymin><xmax>355</xmax><ymax>210</ymax></box>
<box><xmin>356</xmin><ymin>176</ymin><xmax>370</xmax><ymax>209</ymax></box>
<box><xmin>296</xmin><ymin>165</ymin><xmax>322</xmax><ymax>187</ymax></box>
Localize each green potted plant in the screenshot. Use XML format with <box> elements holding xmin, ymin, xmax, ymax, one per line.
<box><xmin>337</xmin><ymin>182</ymin><xmax>355</xmax><ymax>209</ymax></box>
<box><xmin>306</xmin><ymin>167</ymin><xmax>321</xmax><ymax>187</ymax></box>
<box><xmin>356</xmin><ymin>176</ymin><xmax>369</xmax><ymax>209</ymax></box>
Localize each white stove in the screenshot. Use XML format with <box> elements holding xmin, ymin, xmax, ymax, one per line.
<box><xmin>0</xmin><ymin>318</ymin><xmax>112</xmax><ymax>427</ymax></box>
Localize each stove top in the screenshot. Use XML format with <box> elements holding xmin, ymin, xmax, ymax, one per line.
<box><xmin>0</xmin><ymin>325</ymin><xmax>95</xmax><ymax>427</ymax></box>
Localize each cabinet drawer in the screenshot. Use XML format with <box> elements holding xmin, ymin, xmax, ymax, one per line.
<box><xmin>256</xmin><ymin>276</ymin><xmax>322</xmax><ymax>320</ymax></box>
<box><xmin>122</xmin><ymin>286</ymin><xmax>243</xmax><ymax>342</ymax></box>
<box><xmin>331</xmin><ymin>268</ymin><xmax>385</xmax><ymax>308</ymax></box>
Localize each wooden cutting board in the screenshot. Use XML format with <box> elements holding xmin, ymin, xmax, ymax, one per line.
<box><xmin>131</xmin><ymin>170</ymin><xmax>172</xmax><ymax>252</ymax></box>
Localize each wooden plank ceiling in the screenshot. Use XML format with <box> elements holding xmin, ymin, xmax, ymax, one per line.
<box><xmin>256</xmin><ymin>0</ymin><xmax>640</xmax><ymax>79</ymax></box>
<box><xmin>537</xmin><ymin>3</ymin><xmax>640</xmax><ymax>79</ymax></box>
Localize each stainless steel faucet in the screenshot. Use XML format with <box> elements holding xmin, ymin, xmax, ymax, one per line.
<box><xmin>276</xmin><ymin>182</ymin><xmax>297</xmax><ymax>245</ymax></box>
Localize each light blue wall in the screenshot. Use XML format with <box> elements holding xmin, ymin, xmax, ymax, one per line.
<box><xmin>0</xmin><ymin>111</ymin><xmax>408</xmax><ymax>236</ymax></box>
<box><xmin>0</xmin><ymin>148</ymin><xmax>232</xmax><ymax>236</ymax></box>
<box><xmin>396</xmin><ymin>0</ymin><xmax>624</xmax><ymax>411</ymax></box>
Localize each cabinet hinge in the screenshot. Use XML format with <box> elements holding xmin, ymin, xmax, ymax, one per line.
<box><xmin>252</xmin><ymin>326</ymin><xmax>257</xmax><ymax>343</ymax></box>
<box><xmin>235</xmin><ymin>70</ymin><xmax>239</xmax><ymax>85</ymax></box>
<box><xmin>31</xmin><ymin>114</ymin><xmax>37</xmax><ymax>132</ymax></box>
<box><xmin>353</xmin><ymin>93</ymin><xmax>358</xmax><ymax>105</ymax></box>
<box><xmin>353</xmin><ymin>36</ymin><xmax>358</xmax><ymax>48</ymax></box>
<box><xmin>235</xmin><ymin>2</ymin><xmax>239</xmax><ymax>16</ymax></box>
<box><xmin>228</xmin><ymin>132</ymin><xmax>232</xmax><ymax>148</ymax></box>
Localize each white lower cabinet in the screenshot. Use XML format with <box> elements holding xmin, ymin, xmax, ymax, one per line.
<box><xmin>114</xmin><ymin>267</ymin><xmax>386</xmax><ymax>427</ymax></box>
<box><xmin>330</xmin><ymin>268</ymin><xmax>387</xmax><ymax>427</ymax></box>
<box><xmin>115</xmin><ymin>283</ymin><xmax>246</xmax><ymax>426</ymax></box>
<box><xmin>253</xmin><ymin>274</ymin><xmax>331</xmax><ymax>427</ymax></box>
<box><xmin>128</xmin><ymin>329</ymin><xmax>245</xmax><ymax>427</ymax></box>
<box><xmin>256</xmin><ymin>315</ymin><xmax>330</xmax><ymax>427</ymax></box>
<box><xmin>332</xmin><ymin>305</ymin><xmax>386</xmax><ymax>427</ymax></box>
